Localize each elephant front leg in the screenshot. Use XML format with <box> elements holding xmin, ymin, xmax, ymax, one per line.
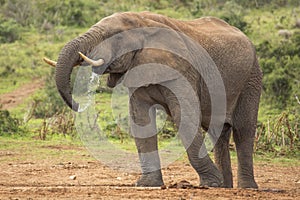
<box><xmin>129</xmin><ymin>91</ymin><xmax>164</xmax><ymax>187</ymax></box>
<box><xmin>163</xmin><ymin>87</ymin><xmax>223</xmax><ymax>187</ymax></box>
<box><xmin>134</xmin><ymin>135</ymin><xmax>164</xmax><ymax>187</ymax></box>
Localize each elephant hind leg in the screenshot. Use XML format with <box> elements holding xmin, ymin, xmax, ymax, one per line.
<box><xmin>213</xmin><ymin>123</ymin><xmax>233</xmax><ymax>188</ymax></box>
<box><xmin>232</xmin><ymin>73</ymin><xmax>261</xmax><ymax>188</ymax></box>
<box><xmin>186</xmin><ymin>133</ymin><xmax>224</xmax><ymax>187</ymax></box>
<box><xmin>162</xmin><ymin>86</ymin><xmax>223</xmax><ymax>187</ymax></box>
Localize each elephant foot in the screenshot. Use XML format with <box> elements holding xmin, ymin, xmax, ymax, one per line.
<box><xmin>199</xmin><ymin>167</ymin><xmax>224</xmax><ymax>187</ymax></box>
<box><xmin>221</xmin><ymin>175</ymin><xmax>233</xmax><ymax>188</ymax></box>
<box><xmin>222</xmin><ymin>182</ymin><xmax>233</xmax><ymax>188</ymax></box>
<box><xmin>238</xmin><ymin>179</ymin><xmax>258</xmax><ymax>189</ymax></box>
<box><xmin>200</xmin><ymin>177</ymin><xmax>223</xmax><ymax>188</ymax></box>
<box><xmin>136</xmin><ymin>170</ymin><xmax>164</xmax><ymax>187</ymax></box>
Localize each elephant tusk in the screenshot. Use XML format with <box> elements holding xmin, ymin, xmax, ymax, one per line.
<box><xmin>43</xmin><ymin>57</ymin><xmax>57</xmax><ymax>67</ymax></box>
<box><xmin>78</xmin><ymin>52</ymin><xmax>105</xmax><ymax>66</ymax></box>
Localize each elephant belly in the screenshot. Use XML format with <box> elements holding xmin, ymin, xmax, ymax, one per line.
<box><xmin>137</xmin><ymin>83</ymin><xmax>235</xmax><ymax>133</ymax></box>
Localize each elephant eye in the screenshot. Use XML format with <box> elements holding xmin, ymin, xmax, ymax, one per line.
<box><xmin>105</xmin><ymin>67</ymin><xmax>111</xmax><ymax>73</ymax></box>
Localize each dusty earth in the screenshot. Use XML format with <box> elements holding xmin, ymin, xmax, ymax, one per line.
<box><xmin>0</xmin><ymin>142</ymin><xmax>299</xmax><ymax>200</ymax></box>
<box><xmin>0</xmin><ymin>79</ymin><xmax>44</xmax><ymax>110</ymax></box>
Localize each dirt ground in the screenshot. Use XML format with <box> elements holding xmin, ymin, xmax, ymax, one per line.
<box><xmin>0</xmin><ymin>143</ymin><xmax>299</xmax><ymax>200</ymax></box>
<box><xmin>0</xmin><ymin>79</ymin><xmax>44</xmax><ymax>110</ymax></box>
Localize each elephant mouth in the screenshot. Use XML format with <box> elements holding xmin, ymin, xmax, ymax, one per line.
<box><xmin>91</xmin><ymin>65</ymin><xmax>110</xmax><ymax>75</ymax></box>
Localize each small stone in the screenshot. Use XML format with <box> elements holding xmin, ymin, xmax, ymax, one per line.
<box><xmin>200</xmin><ymin>185</ymin><xmax>209</xmax><ymax>189</ymax></box>
<box><xmin>116</xmin><ymin>177</ymin><xmax>122</xmax><ymax>180</ymax></box>
<box><xmin>69</xmin><ymin>175</ymin><xmax>76</xmax><ymax>180</ymax></box>
<box><xmin>278</xmin><ymin>29</ymin><xmax>292</xmax><ymax>39</ymax></box>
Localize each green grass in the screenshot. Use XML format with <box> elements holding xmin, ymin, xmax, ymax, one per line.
<box><xmin>0</xmin><ymin>135</ymin><xmax>91</xmax><ymax>163</ymax></box>
<box><xmin>1</xmin><ymin>135</ymin><xmax>298</xmax><ymax>167</ymax></box>
<box><xmin>254</xmin><ymin>152</ymin><xmax>300</xmax><ymax>167</ymax></box>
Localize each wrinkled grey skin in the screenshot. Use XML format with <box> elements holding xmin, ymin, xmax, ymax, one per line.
<box><xmin>55</xmin><ymin>12</ymin><xmax>262</xmax><ymax>188</ymax></box>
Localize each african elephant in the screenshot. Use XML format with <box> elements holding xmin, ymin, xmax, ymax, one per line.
<box><xmin>44</xmin><ymin>11</ymin><xmax>262</xmax><ymax>188</ymax></box>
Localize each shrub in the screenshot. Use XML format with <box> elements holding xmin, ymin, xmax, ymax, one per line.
<box><xmin>255</xmin><ymin>111</ymin><xmax>299</xmax><ymax>156</ymax></box>
<box><xmin>1</xmin><ymin>0</ymin><xmax>35</xmax><ymax>26</ymax></box>
<box><xmin>0</xmin><ymin>18</ymin><xmax>21</xmax><ymax>43</ymax></box>
<box><xmin>42</xmin><ymin>0</ymin><xmax>87</xmax><ymax>27</ymax></box>
<box><xmin>257</xmin><ymin>31</ymin><xmax>300</xmax><ymax>110</ymax></box>
<box><xmin>219</xmin><ymin>1</ymin><xmax>248</xmax><ymax>32</ymax></box>
<box><xmin>38</xmin><ymin>110</ymin><xmax>76</xmax><ymax>140</ymax></box>
<box><xmin>0</xmin><ymin>109</ymin><xmax>24</xmax><ymax>135</ymax></box>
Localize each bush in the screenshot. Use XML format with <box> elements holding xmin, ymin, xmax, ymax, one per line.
<box><xmin>42</xmin><ymin>0</ymin><xmax>88</xmax><ymax>27</ymax></box>
<box><xmin>38</xmin><ymin>110</ymin><xmax>76</xmax><ymax>140</ymax></box>
<box><xmin>257</xmin><ymin>31</ymin><xmax>300</xmax><ymax>110</ymax></box>
<box><xmin>235</xmin><ymin>0</ymin><xmax>299</xmax><ymax>8</ymax></box>
<box><xmin>255</xmin><ymin>111</ymin><xmax>299</xmax><ymax>156</ymax></box>
<box><xmin>1</xmin><ymin>0</ymin><xmax>35</xmax><ymax>26</ymax></box>
<box><xmin>271</xmin><ymin>76</ymin><xmax>291</xmax><ymax>108</ymax></box>
<box><xmin>219</xmin><ymin>1</ymin><xmax>248</xmax><ymax>32</ymax></box>
<box><xmin>1</xmin><ymin>0</ymin><xmax>101</xmax><ymax>29</ymax></box>
<box><xmin>0</xmin><ymin>109</ymin><xmax>24</xmax><ymax>135</ymax></box>
<box><xmin>0</xmin><ymin>18</ymin><xmax>21</xmax><ymax>43</ymax></box>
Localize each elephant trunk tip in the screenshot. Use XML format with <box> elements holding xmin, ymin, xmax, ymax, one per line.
<box><xmin>72</xmin><ymin>100</ymin><xmax>80</xmax><ymax>112</ymax></box>
<box><xmin>58</xmin><ymin>89</ymin><xmax>80</xmax><ymax>112</ymax></box>
<box><xmin>67</xmin><ymin>99</ymin><xmax>80</xmax><ymax>112</ymax></box>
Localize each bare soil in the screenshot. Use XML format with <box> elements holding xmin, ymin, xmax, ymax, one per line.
<box><xmin>0</xmin><ymin>143</ymin><xmax>299</xmax><ymax>200</ymax></box>
<box><xmin>0</xmin><ymin>79</ymin><xmax>44</xmax><ymax>110</ymax></box>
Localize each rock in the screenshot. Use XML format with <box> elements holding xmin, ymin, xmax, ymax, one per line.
<box><xmin>41</xmin><ymin>20</ymin><xmax>53</xmax><ymax>31</ymax></box>
<box><xmin>278</xmin><ymin>29</ymin><xmax>292</xmax><ymax>39</ymax></box>
<box><xmin>168</xmin><ymin>180</ymin><xmax>194</xmax><ymax>189</ymax></box>
<box><xmin>69</xmin><ymin>175</ymin><xmax>76</xmax><ymax>180</ymax></box>
<box><xmin>161</xmin><ymin>185</ymin><xmax>167</xmax><ymax>189</ymax></box>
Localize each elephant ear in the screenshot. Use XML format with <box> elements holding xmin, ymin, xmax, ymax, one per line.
<box><xmin>122</xmin><ymin>64</ymin><xmax>181</xmax><ymax>88</ymax></box>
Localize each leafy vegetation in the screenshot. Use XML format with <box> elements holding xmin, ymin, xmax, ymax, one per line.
<box><xmin>0</xmin><ymin>0</ymin><xmax>299</xmax><ymax>157</ymax></box>
<box><xmin>0</xmin><ymin>109</ymin><xmax>25</xmax><ymax>136</ymax></box>
<box><xmin>0</xmin><ymin>18</ymin><xmax>21</xmax><ymax>43</ymax></box>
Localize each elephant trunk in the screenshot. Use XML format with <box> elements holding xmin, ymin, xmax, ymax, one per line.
<box><xmin>55</xmin><ymin>28</ymin><xmax>104</xmax><ymax>112</ymax></box>
<box><xmin>54</xmin><ymin>25</ymin><xmax>107</xmax><ymax>112</ymax></box>
<box><xmin>55</xmin><ymin>40</ymin><xmax>81</xmax><ymax>111</ymax></box>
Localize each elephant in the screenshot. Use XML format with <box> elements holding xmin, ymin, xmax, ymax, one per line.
<box><xmin>44</xmin><ymin>11</ymin><xmax>262</xmax><ymax>189</ymax></box>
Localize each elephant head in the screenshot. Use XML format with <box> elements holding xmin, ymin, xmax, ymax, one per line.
<box><xmin>44</xmin><ymin>13</ymin><xmax>144</xmax><ymax>111</ymax></box>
